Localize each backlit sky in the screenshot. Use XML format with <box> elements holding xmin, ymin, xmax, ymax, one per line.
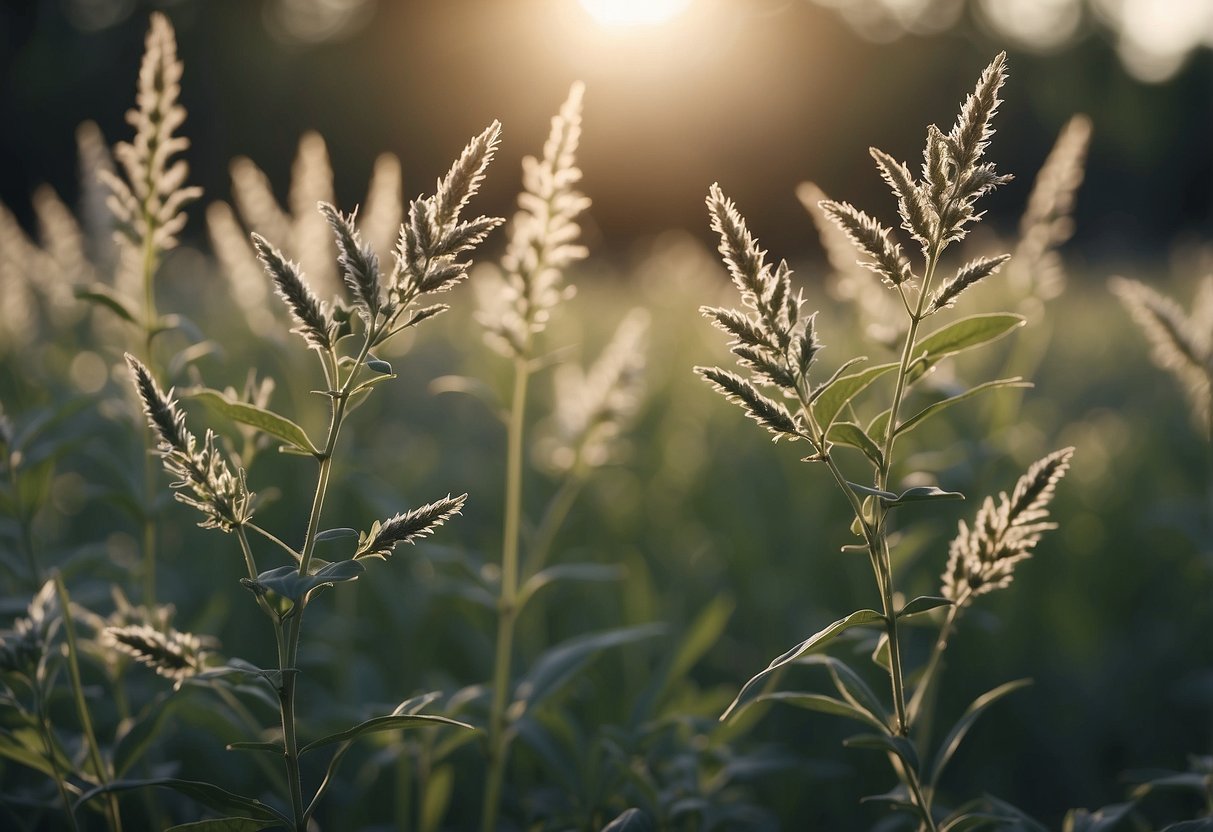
<box><xmin>0</xmin><ymin>0</ymin><xmax>1210</xmax><ymax>269</ymax></box>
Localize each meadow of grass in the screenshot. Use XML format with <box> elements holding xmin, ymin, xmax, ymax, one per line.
<box><xmin>0</xmin><ymin>11</ymin><xmax>1211</xmax><ymax>832</ymax></box>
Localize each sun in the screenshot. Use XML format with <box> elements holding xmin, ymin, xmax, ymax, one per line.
<box><xmin>576</xmin><ymin>0</ymin><xmax>693</xmax><ymax>27</ymax></box>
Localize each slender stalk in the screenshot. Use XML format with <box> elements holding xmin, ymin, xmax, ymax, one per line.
<box><xmin>52</xmin><ymin>573</ymin><xmax>123</xmax><ymax>832</ymax></box>
<box><xmin>482</xmin><ymin>355</ymin><xmax>530</xmax><ymax>832</ymax></box>
<box><xmin>907</xmin><ymin>602</ymin><xmax>963</xmax><ymax>727</ymax></box>
<box><xmin>139</xmin><ymin>215</ymin><xmax>160</xmax><ymax>609</ymax></box>
<box><xmin>272</xmin><ymin>336</ymin><xmax>368</xmax><ymax>831</ymax></box>
<box><xmin>32</xmin><ymin>686</ymin><xmax>79</xmax><ymax>832</ymax></box>
<box><xmin>523</xmin><ymin>475</ymin><xmax>582</xmax><ymax>579</ymax></box>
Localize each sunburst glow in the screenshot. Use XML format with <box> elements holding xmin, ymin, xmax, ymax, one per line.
<box><xmin>577</xmin><ymin>0</ymin><xmax>692</xmax><ymax>27</ymax></box>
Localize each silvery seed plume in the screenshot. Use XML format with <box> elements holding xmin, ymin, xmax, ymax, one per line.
<box><xmin>103</xmin><ymin>624</ymin><xmax>209</xmax><ymax>682</ymax></box>
<box><xmin>942</xmin><ymin>447</ymin><xmax>1074</xmax><ymax>606</ymax></box>
<box><xmin>126</xmin><ymin>354</ymin><xmax>254</xmax><ymax>532</ymax></box>
<box><xmin>478</xmin><ymin>83</ymin><xmax>590</xmax><ymax>358</ymax></box>
<box><xmin>76</xmin><ymin>120</ymin><xmax>118</xmax><ymax>267</ymax></box>
<box><xmin>252</xmin><ymin>233</ymin><xmax>336</xmax><ymax>351</ymax></box>
<box><xmin>355</xmin><ymin>494</ymin><xmax>468</xmax><ymax>561</ymax></box>
<box><xmin>99</xmin><ymin>13</ymin><xmax>202</xmax><ymax>254</ymax></box>
<box><xmin>0</xmin><ymin>581</ymin><xmax>58</xmax><ymax>677</ymax></box>
<box><xmin>542</xmin><ymin>309</ymin><xmax>649</xmax><ymax>473</ymax></box>
<box><xmin>1111</xmin><ymin>275</ymin><xmax>1213</xmax><ymax>435</ymax></box>
<box><xmin>696</xmin><ymin>185</ymin><xmax>819</xmax><ymax>445</ymax></box>
<box><xmin>798</xmin><ymin>182</ymin><xmax>904</xmax><ymax>349</ymax></box>
<box><xmin>394</xmin><ymin>122</ymin><xmax>504</xmax><ymax>308</ymax></box>
<box><xmin>211</xmin><ymin>134</ymin><xmax>401</xmax><ymax>312</ymax></box>
<box><xmin>1009</xmin><ymin>115</ymin><xmax>1091</xmax><ymax>301</ymax></box>
<box><xmin>321</xmin><ymin>202</ymin><xmax>382</xmax><ymax>322</ymax></box>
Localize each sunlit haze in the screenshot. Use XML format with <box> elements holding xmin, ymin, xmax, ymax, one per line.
<box><xmin>577</xmin><ymin>0</ymin><xmax>693</xmax><ymax>27</ymax></box>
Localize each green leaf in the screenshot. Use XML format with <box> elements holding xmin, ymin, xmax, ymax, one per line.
<box><xmin>907</xmin><ymin>313</ymin><xmax>1025</xmax><ymax>383</ymax></box>
<box><xmin>812</xmin><ymin>362</ymin><xmax>898</xmax><ymax>428</ymax></box>
<box><xmin>167</xmin><ymin>820</ymin><xmax>280</xmax><ymax>832</ymax></box>
<box><xmin>871</xmin><ymin>632</ymin><xmax>891</xmax><ymax>672</ymax></box>
<box><xmin>315</xmin><ymin>528</ymin><xmax>358</xmax><ymax>543</ymax></box>
<box><xmin>226</xmin><ymin>741</ymin><xmax>284</xmax><ymax>755</ymax></box>
<box><xmin>299</xmin><ymin>713</ymin><xmax>472</xmax><ymax>756</ymax></box>
<box><xmin>514</xmin><ymin>623</ymin><xmax>666</xmax><ymax>714</ymax></box>
<box><xmin>846</xmin><ymin>482</ymin><xmax>897</xmax><ymax>501</ymax></box>
<box><xmin>884</xmin><ymin>486</ymin><xmax>965</xmax><ymax>507</ymax></box>
<box><xmin>1159</xmin><ymin>822</ymin><xmax>1213</xmax><ymax>832</ymax></box>
<box><xmin>76</xmin><ymin>284</ymin><xmax>138</xmax><ymax>325</ymax></box>
<box><xmin>366</xmin><ymin>357</ymin><xmax>393</xmax><ymax>374</ymax></box>
<box><xmin>929</xmin><ymin>679</ymin><xmax>1032</xmax><ymax>790</ymax></box>
<box><xmin>896</xmin><ymin>378</ymin><xmax>1031</xmax><ymax>438</ymax></box>
<box><xmin>757</xmin><ymin>691</ymin><xmax>888</xmax><ymax>732</ymax></box>
<box><xmin>243</xmin><ymin>560</ymin><xmax>365</xmax><ymax>604</ymax></box>
<box><xmin>722</xmin><ymin>609</ymin><xmax>885</xmax><ymax>721</ymax></box>
<box><xmin>827</xmin><ymin>422</ymin><xmax>884</xmax><ymax>468</ymax></box>
<box><xmin>845</xmin><ymin>732</ymin><xmax>921</xmax><ymax>772</ymax></box>
<box><xmin>799</xmin><ymin>654</ymin><xmax>889</xmax><ymax>728</ymax></box>
<box><xmin>188</xmin><ymin>389</ymin><xmax>319</xmax><ymax>455</ymax></box>
<box><xmin>0</xmin><ymin>726</ymin><xmax>73</xmax><ymax>780</ymax></box>
<box><xmin>517</xmin><ymin>563</ymin><xmax>626</xmax><ymax>610</ymax></box>
<box><xmin>75</xmin><ymin>778</ymin><xmax>287</xmax><ymax>824</ymax></box>
<box><xmin>351</xmin><ymin>373</ymin><xmax>398</xmax><ymax>396</ymax></box>
<box><xmin>897</xmin><ymin>596</ymin><xmax>953</xmax><ymax>619</ymax></box>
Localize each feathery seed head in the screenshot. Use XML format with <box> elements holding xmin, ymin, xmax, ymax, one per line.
<box><xmin>125</xmin><ymin>354</ymin><xmax>254</xmax><ymax>532</ymax></box>
<box><xmin>100</xmin><ymin>12</ymin><xmax>201</xmax><ymax>253</ymax></box>
<box><xmin>103</xmin><ymin>624</ymin><xmax>210</xmax><ymax>682</ymax></box>
<box><xmin>356</xmin><ymin>494</ymin><xmax>468</xmax><ymax>561</ymax></box>
<box><xmin>480</xmin><ymin>86</ymin><xmax>589</xmax><ymax>359</ymax></box>
<box><xmin>542</xmin><ymin>309</ymin><xmax>649</xmax><ymax>473</ymax></box>
<box><xmin>1112</xmin><ymin>276</ymin><xmax>1213</xmax><ymax>434</ymax></box>
<box><xmin>252</xmin><ymin>233</ymin><xmax>335</xmax><ymax>351</ymax></box>
<box><xmin>320</xmin><ymin>202</ymin><xmax>382</xmax><ymax>321</ymax></box>
<box><xmin>942</xmin><ymin>447</ymin><xmax>1074</xmax><ymax>606</ymax></box>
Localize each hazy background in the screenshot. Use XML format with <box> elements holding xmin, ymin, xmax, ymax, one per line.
<box><xmin>1</xmin><ymin>0</ymin><xmax>1210</xmax><ymax>274</ymax></box>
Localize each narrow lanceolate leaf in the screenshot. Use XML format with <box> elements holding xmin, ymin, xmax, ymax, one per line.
<box><xmin>812</xmin><ymin>362</ymin><xmax>898</xmax><ymax>429</ymax></box>
<box><xmin>871</xmin><ymin>147</ymin><xmax>933</xmax><ymax>248</ymax></box>
<box><xmin>75</xmin><ymin>778</ymin><xmax>288</xmax><ymax>825</ymax></box>
<box><xmin>695</xmin><ymin>366</ymin><xmax>801</xmax><ymax>441</ymax></box>
<box><xmin>756</xmin><ymin>691</ymin><xmax>889</xmax><ymax>733</ymax></box>
<box><xmin>929</xmin><ymin>679</ymin><xmax>1030</xmax><ymax>790</ymax></box>
<box><xmin>76</xmin><ymin>284</ymin><xmax>139</xmax><ymax>325</ymax></box>
<box><xmin>896</xmin><ymin>596</ymin><xmax>953</xmax><ymax>619</ymax></box>
<box><xmin>896</xmin><ymin>377</ymin><xmax>1031</xmax><ymax>438</ymax></box>
<box><xmin>883</xmin><ymin>486</ymin><xmax>965</xmax><ymax>508</ymax></box>
<box><xmin>707</xmin><ymin>183</ymin><xmax>769</xmax><ymax>307</ymax></box>
<box><xmin>826</xmin><ymin>422</ymin><xmax>884</xmax><ymax>468</ymax></box>
<box><xmin>356</xmin><ymin>494</ymin><xmax>467</xmax><ymax>560</ymax></box>
<box><xmin>299</xmin><ymin>713</ymin><xmax>473</xmax><ymax>756</ymax></box>
<box><xmin>513</xmin><ymin>624</ymin><xmax>665</xmax><ymax>713</ymax></box>
<box><xmin>320</xmin><ymin>202</ymin><xmax>381</xmax><ymax>320</ymax></box>
<box><xmin>251</xmin><ymin>234</ymin><xmax>333</xmax><ymax>351</ymax></box>
<box><xmin>907</xmin><ymin>313</ymin><xmax>1025</xmax><ymax>383</ymax></box>
<box><xmin>819</xmin><ymin>200</ymin><xmax>911</xmax><ymax>287</ymax></box>
<box><xmin>166</xmin><ymin>818</ymin><xmax>280</xmax><ymax>831</ymax></box>
<box><xmin>721</xmin><ymin>609</ymin><xmax>885</xmax><ymax>721</ymax></box>
<box><xmin>188</xmin><ymin>389</ymin><xmax>319</xmax><ymax>456</ymax></box>
<box><xmin>930</xmin><ymin>254</ymin><xmax>1012</xmax><ymax>313</ymax></box>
